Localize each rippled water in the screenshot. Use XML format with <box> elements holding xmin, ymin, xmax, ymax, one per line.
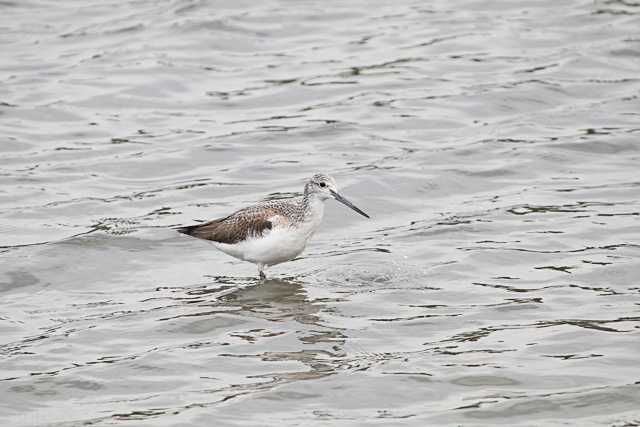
<box><xmin>2</xmin><ymin>0</ymin><xmax>640</xmax><ymax>425</ymax></box>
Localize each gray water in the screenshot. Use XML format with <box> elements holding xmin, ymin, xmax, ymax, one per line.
<box><xmin>1</xmin><ymin>0</ymin><xmax>640</xmax><ymax>426</ymax></box>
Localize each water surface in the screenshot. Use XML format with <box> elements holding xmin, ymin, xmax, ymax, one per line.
<box><xmin>1</xmin><ymin>0</ymin><xmax>640</xmax><ymax>425</ymax></box>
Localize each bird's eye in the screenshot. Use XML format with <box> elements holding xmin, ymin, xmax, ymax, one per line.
<box><xmin>319</xmin><ymin>182</ymin><xmax>326</xmax><ymax>188</ymax></box>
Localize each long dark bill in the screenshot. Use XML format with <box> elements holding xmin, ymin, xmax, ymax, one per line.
<box><xmin>330</xmin><ymin>190</ymin><xmax>370</xmax><ymax>218</ymax></box>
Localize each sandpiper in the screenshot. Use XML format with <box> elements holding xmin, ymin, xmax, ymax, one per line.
<box><xmin>177</xmin><ymin>173</ymin><xmax>369</xmax><ymax>278</ymax></box>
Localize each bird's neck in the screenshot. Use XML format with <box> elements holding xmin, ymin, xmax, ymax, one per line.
<box><xmin>301</xmin><ymin>192</ymin><xmax>325</xmax><ymax>221</ymax></box>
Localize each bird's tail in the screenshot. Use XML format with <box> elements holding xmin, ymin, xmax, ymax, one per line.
<box><xmin>175</xmin><ymin>224</ymin><xmax>199</xmax><ymax>236</ymax></box>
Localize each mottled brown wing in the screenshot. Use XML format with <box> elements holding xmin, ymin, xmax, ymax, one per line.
<box><xmin>177</xmin><ymin>209</ymin><xmax>275</xmax><ymax>244</ymax></box>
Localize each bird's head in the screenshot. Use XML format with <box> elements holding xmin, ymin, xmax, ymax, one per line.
<box><xmin>305</xmin><ymin>173</ymin><xmax>369</xmax><ymax>218</ymax></box>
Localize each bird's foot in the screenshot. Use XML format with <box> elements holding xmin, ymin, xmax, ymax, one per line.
<box><xmin>257</xmin><ymin>263</ymin><xmax>267</xmax><ymax>280</ymax></box>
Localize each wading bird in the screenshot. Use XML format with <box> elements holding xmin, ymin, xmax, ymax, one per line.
<box><xmin>177</xmin><ymin>174</ymin><xmax>369</xmax><ymax>278</ymax></box>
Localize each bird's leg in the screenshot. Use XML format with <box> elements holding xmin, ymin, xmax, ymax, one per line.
<box><xmin>258</xmin><ymin>264</ymin><xmax>266</xmax><ymax>279</ymax></box>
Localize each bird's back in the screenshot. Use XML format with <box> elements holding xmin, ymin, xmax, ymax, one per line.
<box><xmin>177</xmin><ymin>197</ymin><xmax>305</xmax><ymax>244</ymax></box>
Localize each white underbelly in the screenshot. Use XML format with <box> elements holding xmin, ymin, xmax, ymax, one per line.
<box><xmin>213</xmin><ymin>226</ymin><xmax>311</xmax><ymax>266</ymax></box>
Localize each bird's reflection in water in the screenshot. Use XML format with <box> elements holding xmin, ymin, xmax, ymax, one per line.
<box><xmin>176</xmin><ymin>276</ymin><xmax>348</xmax><ymax>400</ymax></box>
<box><xmin>164</xmin><ymin>277</ymin><xmax>357</xmax><ymax>365</ymax></box>
<box><xmin>188</xmin><ymin>277</ymin><xmax>323</xmax><ymax>324</ymax></box>
<box><xmin>220</xmin><ymin>279</ymin><xmax>312</xmax><ymax>316</ymax></box>
<box><xmin>140</xmin><ymin>277</ymin><xmax>379</xmax><ymax>417</ymax></box>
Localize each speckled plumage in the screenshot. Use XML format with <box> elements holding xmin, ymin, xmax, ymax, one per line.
<box><xmin>177</xmin><ymin>174</ymin><xmax>369</xmax><ymax>278</ymax></box>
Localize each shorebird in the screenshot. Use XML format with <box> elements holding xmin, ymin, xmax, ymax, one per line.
<box><xmin>177</xmin><ymin>173</ymin><xmax>369</xmax><ymax>279</ymax></box>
